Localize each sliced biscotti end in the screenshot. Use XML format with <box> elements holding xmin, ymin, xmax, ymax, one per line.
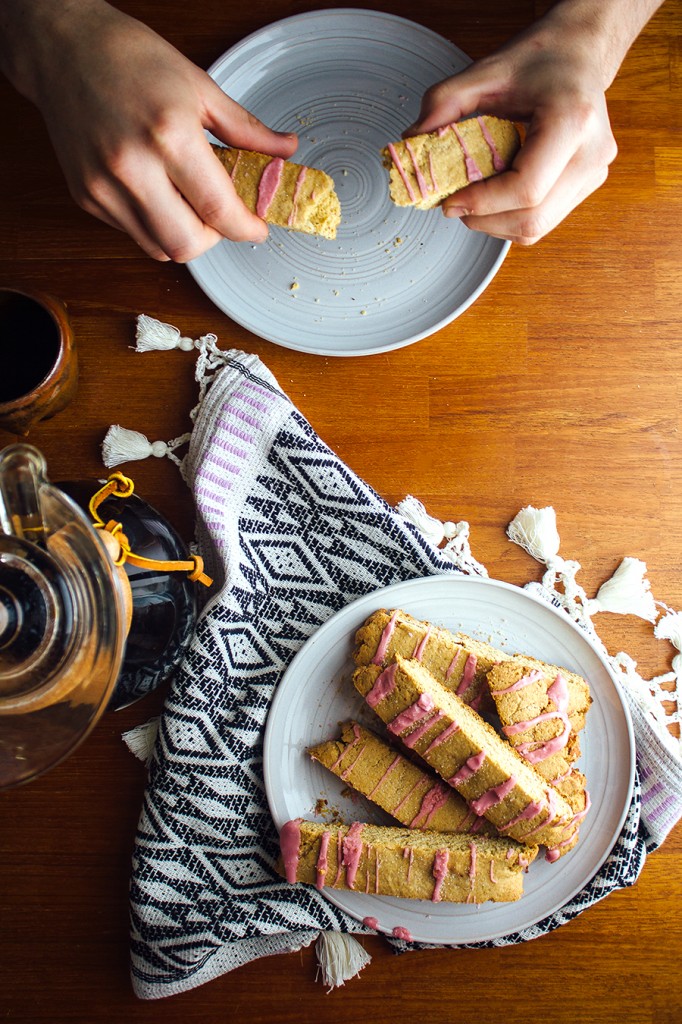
<box><xmin>353</xmin><ymin>609</ymin><xmax>505</xmax><ymax>710</ymax></box>
<box><xmin>486</xmin><ymin>655</ymin><xmax>592</xmax><ymax>784</ymax></box>
<box><xmin>278</xmin><ymin>819</ymin><xmax>537</xmax><ymax>904</ymax></box>
<box><xmin>309</xmin><ymin>720</ymin><xmax>497</xmax><ymax>836</ymax></box>
<box><xmin>212</xmin><ymin>145</ymin><xmax>341</xmax><ymax>239</ymax></box>
<box><xmin>382</xmin><ymin>116</ymin><xmax>520</xmax><ymax>211</ymax></box>
<box><xmin>353</xmin><ymin>657</ymin><xmax>579</xmax><ymax>853</ymax></box>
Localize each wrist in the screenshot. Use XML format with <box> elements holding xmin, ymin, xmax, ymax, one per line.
<box><xmin>0</xmin><ymin>0</ymin><xmax>108</xmax><ymax>102</ymax></box>
<box><xmin>542</xmin><ymin>0</ymin><xmax>664</xmax><ymax>89</ymax></box>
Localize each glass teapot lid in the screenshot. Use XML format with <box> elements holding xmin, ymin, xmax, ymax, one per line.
<box><xmin>0</xmin><ymin>444</ymin><xmax>127</xmax><ymax>788</ymax></box>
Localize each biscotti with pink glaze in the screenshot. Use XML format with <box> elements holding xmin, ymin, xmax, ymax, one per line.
<box><xmin>382</xmin><ymin>116</ymin><xmax>521</xmax><ymax>210</ymax></box>
<box><xmin>353</xmin><ymin>656</ymin><xmax>581</xmax><ymax>856</ymax></box>
<box><xmin>486</xmin><ymin>655</ymin><xmax>592</xmax><ymax>853</ymax></box>
<box><xmin>278</xmin><ymin>819</ymin><xmax>537</xmax><ymax>904</ymax></box>
<box><xmin>354</xmin><ymin>608</ymin><xmax>508</xmax><ymax>712</ymax></box>
<box><xmin>309</xmin><ymin>720</ymin><xmax>497</xmax><ymax>836</ymax></box>
<box><xmin>212</xmin><ymin>145</ymin><xmax>341</xmax><ymax>239</ymax></box>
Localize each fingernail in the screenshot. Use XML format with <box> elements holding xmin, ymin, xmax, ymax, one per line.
<box><xmin>444</xmin><ymin>206</ymin><xmax>470</xmax><ymax>219</ymax></box>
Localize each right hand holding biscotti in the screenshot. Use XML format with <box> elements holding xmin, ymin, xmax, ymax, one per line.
<box><xmin>0</xmin><ymin>0</ymin><xmax>298</xmax><ymax>261</ymax></box>
<box><xmin>407</xmin><ymin>4</ymin><xmax>630</xmax><ymax>245</ymax></box>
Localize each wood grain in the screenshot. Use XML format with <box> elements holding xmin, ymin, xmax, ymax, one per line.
<box><xmin>1</xmin><ymin>2</ymin><xmax>681</xmax><ymax>1021</ymax></box>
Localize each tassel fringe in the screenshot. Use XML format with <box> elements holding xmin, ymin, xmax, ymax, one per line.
<box><xmin>121</xmin><ymin>717</ymin><xmax>160</xmax><ymax>766</ymax></box>
<box><xmin>396</xmin><ymin>495</ymin><xmax>488</xmax><ymax>577</ymax></box>
<box><xmin>102</xmin><ymin>424</ymin><xmax>190</xmax><ymax>470</ymax></box>
<box><xmin>315</xmin><ymin>932</ymin><xmax>371</xmax><ymax>990</ymax></box>
<box><xmin>135</xmin><ymin>313</ymin><xmax>200</xmax><ymax>352</ymax></box>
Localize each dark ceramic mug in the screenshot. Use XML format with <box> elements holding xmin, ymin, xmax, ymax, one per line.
<box><xmin>0</xmin><ymin>286</ymin><xmax>78</xmax><ymax>435</ymax></box>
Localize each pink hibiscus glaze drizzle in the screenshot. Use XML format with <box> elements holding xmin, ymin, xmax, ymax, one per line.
<box><xmin>394</xmin><ymin>777</ymin><xmax>430</xmax><ymax>815</ymax></box>
<box><xmin>368</xmin><ymin>754</ymin><xmax>403</xmax><ymax>797</ymax></box>
<box><xmin>363</xmin><ymin>916</ymin><xmax>379</xmax><ymax>930</ymax></box>
<box><xmin>423</xmin><ymin>720</ymin><xmax>460</xmax><ymax>755</ymax></box>
<box><xmin>476</xmin><ymin>116</ymin><xmax>508</xmax><ymax>171</ymax></box>
<box><xmin>410</xmin><ymin>783</ymin><xmax>451</xmax><ymax>829</ymax></box>
<box><xmin>388</xmin><ymin>694</ymin><xmax>435</xmax><ymax>736</ymax></box>
<box><xmin>256</xmin><ymin>156</ymin><xmax>284</xmax><ymax>218</ymax></box>
<box><xmin>432</xmin><ymin>849</ymin><xmax>449</xmax><ymax>902</ymax></box>
<box><xmin>403</xmin><ymin>845</ymin><xmax>415</xmax><ymax>882</ymax></box>
<box><xmin>448</xmin><ymin>750</ymin><xmax>486</xmax><ymax>786</ymax></box>
<box><xmin>279</xmin><ymin>819</ymin><xmax>302</xmax><ymax>883</ymax></box>
<box><xmin>341</xmin><ymin>822</ymin><xmax>365</xmax><ymax>889</ymax></box>
<box><xmin>287</xmin><ymin>166</ymin><xmax>308</xmax><ymax>226</ymax></box>
<box><xmin>470</xmin><ymin>775</ymin><xmax>517</xmax><ymax>816</ymax></box>
<box><xmin>412</xmin><ymin>627</ymin><xmax>432</xmax><ymax>661</ymax></box>
<box><xmin>504</xmin><ymin>672</ymin><xmax>571</xmax><ymax>763</ymax></box>
<box><xmin>445</xmin><ymin>649</ymin><xmax>461</xmax><ymax>680</ymax></box>
<box><xmin>230</xmin><ymin>150</ymin><xmax>241</xmax><ymax>180</ymax></box>
<box><xmin>452</xmin><ymin>124</ymin><xmax>484</xmax><ymax>182</ymax></box>
<box><xmin>466</xmin><ymin>841</ymin><xmax>478</xmax><ymax>903</ymax></box>
<box><xmin>402</xmin><ymin>710</ymin><xmax>445</xmax><ymax>749</ymax></box>
<box><xmin>315</xmin><ymin>830</ymin><xmax>331</xmax><ymax>890</ymax></box>
<box><xmin>455</xmin><ymin>654</ymin><xmax>478</xmax><ymax>696</ymax></box>
<box><xmin>387</xmin><ymin>143</ymin><xmax>416</xmax><ymax>202</ymax></box>
<box><xmin>404</xmin><ymin>139</ymin><xmax>430</xmax><ymax>199</ymax></box>
<box><xmin>329</xmin><ymin>721</ymin><xmax>362</xmax><ymax>772</ymax></box>
<box><xmin>492</xmin><ymin>669</ymin><xmax>542</xmax><ymax>695</ymax></box>
<box><xmin>393</xmin><ymin>926</ymin><xmax>413</xmax><ymax>942</ymax></box>
<box><xmin>372</xmin><ymin>610</ymin><xmax>398</xmax><ymax>664</ymax></box>
<box><xmin>366</xmin><ymin>662</ymin><xmax>398</xmax><ymax>707</ymax></box>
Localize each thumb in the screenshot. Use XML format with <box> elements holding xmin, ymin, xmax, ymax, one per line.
<box><xmin>204</xmin><ymin>79</ymin><xmax>298</xmax><ymax>157</ymax></box>
<box><xmin>406</xmin><ymin>62</ymin><xmax>507</xmax><ymax>136</ymax></box>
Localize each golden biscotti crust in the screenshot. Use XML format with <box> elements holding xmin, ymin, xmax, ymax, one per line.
<box><xmin>353</xmin><ymin>656</ymin><xmax>580</xmax><ymax>854</ymax></box>
<box><xmin>308</xmin><ymin>720</ymin><xmax>498</xmax><ymax>836</ymax></box>
<box><xmin>382</xmin><ymin>116</ymin><xmax>521</xmax><ymax>210</ymax></box>
<box><xmin>278</xmin><ymin>819</ymin><xmax>537</xmax><ymax>904</ymax></box>
<box><xmin>353</xmin><ymin>608</ymin><xmax>507</xmax><ymax>711</ymax></box>
<box><xmin>212</xmin><ymin>145</ymin><xmax>341</xmax><ymax>239</ymax></box>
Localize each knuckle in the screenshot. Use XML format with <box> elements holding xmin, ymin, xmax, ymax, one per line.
<box><xmin>516</xmin><ymin>210</ymin><xmax>549</xmax><ymax>244</ymax></box>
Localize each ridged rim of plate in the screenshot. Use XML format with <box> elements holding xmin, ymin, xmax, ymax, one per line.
<box><xmin>188</xmin><ymin>9</ymin><xmax>510</xmax><ymax>356</ymax></box>
<box><xmin>264</xmin><ymin>575</ymin><xmax>635</xmax><ymax>945</ymax></box>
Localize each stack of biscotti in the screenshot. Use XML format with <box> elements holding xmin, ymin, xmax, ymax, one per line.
<box><xmin>382</xmin><ymin>115</ymin><xmax>521</xmax><ymax>210</ymax></box>
<box><xmin>354</xmin><ymin>607</ymin><xmax>508</xmax><ymax>712</ymax></box>
<box><xmin>309</xmin><ymin>720</ymin><xmax>497</xmax><ymax>836</ymax></box>
<box><xmin>353</xmin><ymin>655</ymin><xmax>582</xmax><ymax>858</ymax></box>
<box><xmin>278</xmin><ymin>819</ymin><xmax>538</xmax><ymax>904</ymax></box>
<box><xmin>212</xmin><ymin>145</ymin><xmax>341</xmax><ymax>239</ymax></box>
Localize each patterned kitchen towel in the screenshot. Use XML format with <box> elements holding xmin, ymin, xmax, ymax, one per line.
<box><xmin>127</xmin><ymin>347</ymin><xmax>682</xmax><ymax>1000</ymax></box>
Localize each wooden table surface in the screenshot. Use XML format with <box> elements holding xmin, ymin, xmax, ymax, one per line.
<box><xmin>1</xmin><ymin>2</ymin><xmax>681</xmax><ymax>1021</ymax></box>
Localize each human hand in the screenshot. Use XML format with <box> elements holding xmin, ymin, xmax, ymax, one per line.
<box><xmin>5</xmin><ymin>1</ymin><xmax>298</xmax><ymax>261</ymax></box>
<box><xmin>407</xmin><ymin>13</ymin><xmax>620</xmax><ymax>244</ymax></box>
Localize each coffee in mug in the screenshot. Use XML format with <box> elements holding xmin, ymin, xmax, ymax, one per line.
<box><xmin>0</xmin><ymin>286</ymin><xmax>78</xmax><ymax>434</ymax></box>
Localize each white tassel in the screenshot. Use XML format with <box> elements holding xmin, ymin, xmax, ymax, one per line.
<box><xmin>585</xmin><ymin>557</ymin><xmax>658</xmax><ymax>622</ymax></box>
<box><xmin>102</xmin><ymin>425</ymin><xmax>169</xmax><ymax>467</ymax></box>
<box><xmin>315</xmin><ymin>932</ymin><xmax>371</xmax><ymax>990</ymax></box>
<box><xmin>396</xmin><ymin>495</ymin><xmax>446</xmax><ymax>545</ymax></box>
<box><xmin>441</xmin><ymin>520</ymin><xmax>488</xmax><ymax>578</ymax></box>
<box><xmin>134</xmin><ymin>314</ymin><xmax>196</xmax><ymax>352</ymax></box>
<box><xmin>101</xmin><ymin>424</ymin><xmax>191</xmax><ymax>470</ymax></box>
<box><xmin>507</xmin><ymin>505</ymin><xmax>561</xmax><ymax>563</ymax></box>
<box><xmin>655</xmin><ymin>609</ymin><xmax>682</xmax><ymax>679</ymax></box>
<box><xmin>122</xmin><ymin>717</ymin><xmax>160</xmax><ymax>766</ymax></box>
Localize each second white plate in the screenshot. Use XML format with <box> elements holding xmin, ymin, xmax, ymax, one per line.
<box><xmin>264</xmin><ymin>575</ymin><xmax>635</xmax><ymax>945</ymax></box>
<box><xmin>189</xmin><ymin>9</ymin><xmax>511</xmax><ymax>356</ymax></box>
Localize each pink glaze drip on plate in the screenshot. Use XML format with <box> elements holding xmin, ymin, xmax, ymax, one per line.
<box><xmin>392</xmin><ymin>926</ymin><xmax>413</xmax><ymax>942</ymax></box>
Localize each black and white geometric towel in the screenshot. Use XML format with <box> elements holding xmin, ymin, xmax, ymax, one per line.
<box><xmin>126</xmin><ymin>347</ymin><xmax>682</xmax><ymax>1000</ymax></box>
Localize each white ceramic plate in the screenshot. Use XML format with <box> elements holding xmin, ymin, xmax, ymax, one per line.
<box><xmin>264</xmin><ymin>575</ymin><xmax>635</xmax><ymax>944</ymax></box>
<box><xmin>188</xmin><ymin>9</ymin><xmax>510</xmax><ymax>356</ymax></box>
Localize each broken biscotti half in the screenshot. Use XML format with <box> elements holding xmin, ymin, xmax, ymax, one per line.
<box><xmin>382</xmin><ymin>115</ymin><xmax>521</xmax><ymax>210</ymax></box>
<box><xmin>309</xmin><ymin>720</ymin><xmax>497</xmax><ymax>836</ymax></box>
<box><xmin>279</xmin><ymin>819</ymin><xmax>537</xmax><ymax>904</ymax></box>
<box><xmin>354</xmin><ymin>607</ymin><xmax>509</xmax><ymax>713</ymax></box>
<box><xmin>212</xmin><ymin>145</ymin><xmax>341</xmax><ymax>239</ymax></box>
<box><xmin>353</xmin><ymin>655</ymin><xmax>583</xmax><ymax>857</ymax></box>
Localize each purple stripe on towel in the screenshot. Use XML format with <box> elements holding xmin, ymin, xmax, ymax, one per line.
<box><xmin>233</xmin><ymin>407</ymin><xmax>261</xmax><ymax>430</ymax></box>
<box><xmin>216</xmin><ymin>418</ymin><xmax>254</xmax><ymax>444</ymax></box>
<box><xmin>212</xmin><ymin>436</ymin><xmax>249</xmax><ymax>460</ymax></box>
<box><xmin>643</xmin><ymin>792</ymin><xmax>677</xmax><ymax>823</ymax></box>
